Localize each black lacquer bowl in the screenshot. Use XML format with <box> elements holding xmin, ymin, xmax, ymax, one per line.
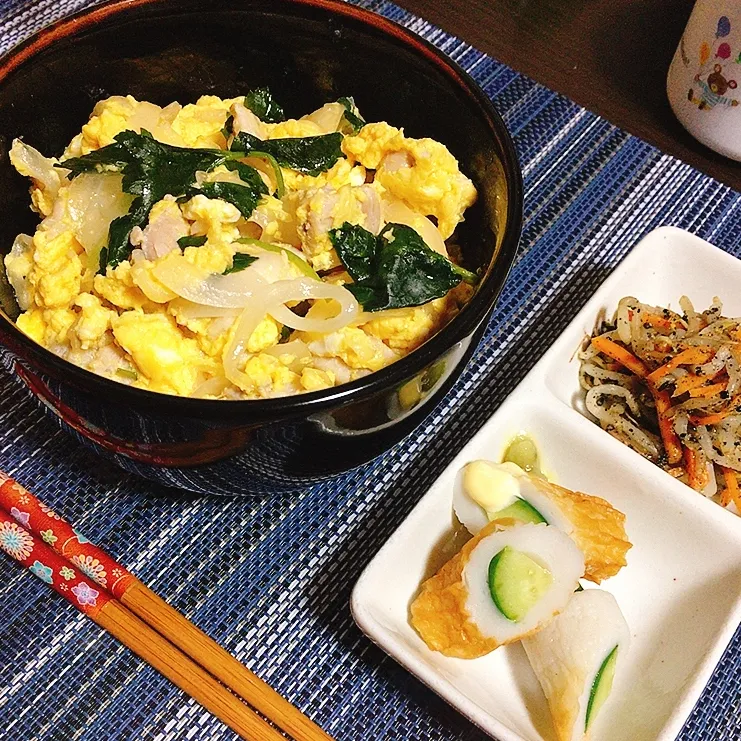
<box><xmin>0</xmin><ymin>0</ymin><xmax>522</xmax><ymax>495</ymax></box>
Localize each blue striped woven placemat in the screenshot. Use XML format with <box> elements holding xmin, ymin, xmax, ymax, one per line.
<box><xmin>0</xmin><ymin>1</ymin><xmax>739</xmax><ymax>739</ymax></box>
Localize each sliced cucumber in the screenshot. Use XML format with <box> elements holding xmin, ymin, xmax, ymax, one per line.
<box><xmin>492</xmin><ymin>497</ymin><xmax>547</xmax><ymax>524</ymax></box>
<box><xmin>487</xmin><ymin>546</ymin><xmax>554</xmax><ymax>622</ymax></box>
<box><xmin>586</xmin><ymin>645</ymin><xmax>619</xmax><ymax>730</ymax></box>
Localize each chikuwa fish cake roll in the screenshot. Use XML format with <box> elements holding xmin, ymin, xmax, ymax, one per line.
<box><xmin>410</xmin><ymin>520</ymin><xmax>585</xmax><ymax>659</ymax></box>
<box><xmin>522</xmin><ymin>589</ymin><xmax>630</xmax><ymax>741</ymax></box>
<box><xmin>454</xmin><ymin>461</ymin><xmax>631</xmax><ymax>583</ymax></box>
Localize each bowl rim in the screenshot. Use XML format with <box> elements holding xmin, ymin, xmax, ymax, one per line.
<box><xmin>0</xmin><ymin>0</ymin><xmax>523</xmax><ymax>417</ymax></box>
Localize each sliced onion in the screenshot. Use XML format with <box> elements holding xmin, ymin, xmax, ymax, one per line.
<box><xmin>232</xmin><ymin>102</ymin><xmax>267</xmax><ymax>139</ymax></box>
<box><xmin>10</xmin><ymin>139</ymin><xmax>62</xmax><ymax>195</ymax></box>
<box><xmin>303</xmin><ymin>103</ymin><xmax>345</xmax><ymax>133</ymax></box>
<box><xmin>263</xmin><ymin>339</ymin><xmax>311</xmax><ymax>372</ymax></box>
<box><xmin>190</xmin><ymin>376</ymin><xmax>229</xmax><ymax>398</ymax></box>
<box><xmin>67</xmin><ymin>173</ymin><xmax>133</xmax><ymax>267</ymax></box>
<box><xmin>223</xmin><ymin>305</ymin><xmax>267</xmax><ymax>391</ymax></box>
<box><xmin>169</xmin><ymin>298</ymin><xmax>240</xmax><ymax>319</ymax></box>
<box><xmin>264</xmin><ymin>279</ymin><xmax>360</xmax><ymax>333</ymax></box>
<box><xmin>5</xmin><ymin>233</ymin><xmax>33</xmax><ymax>310</ymax></box>
<box><xmin>382</xmin><ymin>199</ymin><xmax>446</xmax><ymax>255</ymax></box>
<box><xmin>222</xmin><ymin>279</ymin><xmax>360</xmax><ymax>391</ymax></box>
<box><xmin>264</xmin><ymin>339</ymin><xmax>310</xmax><ymax>360</ymax></box>
<box><xmin>152</xmin><ymin>256</ymin><xmax>266</xmax><ymax>308</ymax></box>
<box><xmin>207</xmin><ymin>315</ymin><xmax>237</xmax><ymax>339</ymax></box>
<box><xmin>128</xmin><ymin>101</ymin><xmax>186</xmax><ymax>146</ymax></box>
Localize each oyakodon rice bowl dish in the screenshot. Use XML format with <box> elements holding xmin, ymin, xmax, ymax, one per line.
<box><xmin>4</xmin><ymin>90</ymin><xmax>478</xmax><ymax>400</ymax></box>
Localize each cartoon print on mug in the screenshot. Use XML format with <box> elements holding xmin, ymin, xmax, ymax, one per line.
<box><xmin>688</xmin><ymin>15</ymin><xmax>740</xmax><ymax>109</ymax></box>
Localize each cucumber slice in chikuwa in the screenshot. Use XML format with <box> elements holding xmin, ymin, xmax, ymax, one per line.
<box><xmin>586</xmin><ymin>645</ymin><xmax>619</xmax><ymax>730</ymax></box>
<box><xmin>493</xmin><ymin>497</ymin><xmax>547</xmax><ymax>524</ymax></box>
<box><xmin>487</xmin><ymin>546</ymin><xmax>554</xmax><ymax>622</ymax></box>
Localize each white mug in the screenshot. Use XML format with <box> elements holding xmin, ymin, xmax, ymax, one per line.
<box><xmin>667</xmin><ymin>1</ymin><xmax>741</xmax><ymax>160</ymax></box>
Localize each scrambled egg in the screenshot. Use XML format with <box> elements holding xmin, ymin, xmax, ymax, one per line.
<box><xmin>343</xmin><ymin>123</ymin><xmax>477</xmax><ymax>238</ymax></box>
<box><xmin>5</xmin><ymin>94</ymin><xmax>477</xmax><ymax>399</ymax></box>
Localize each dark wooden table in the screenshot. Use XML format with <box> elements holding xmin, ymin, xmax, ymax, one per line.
<box><xmin>398</xmin><ymin>0</ymin><xmax>741</xmax><ymax>193</ymax></box>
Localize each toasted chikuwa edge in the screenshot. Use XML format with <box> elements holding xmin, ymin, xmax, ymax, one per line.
<box><xmin>526</xmin><ymin>476</ymin><xmax>632</xmax><ymax>583</ymax></box>
<box><xmin>409</xmin><ymin>519</ymin><xmax>566</xmax><ymax>659</ymax></box>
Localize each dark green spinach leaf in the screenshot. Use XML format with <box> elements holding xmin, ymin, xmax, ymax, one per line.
<box><xmin>221</xmin><ymin>114</ymin><xmax>234</xmax><ymax>140</ymax></box>
<box><xmin>177</xmin><ymin>235</ymin><xmax>208</xmax><ymax>249</ymax></box>
<box><xmin>58</xmin><ymin>130</ymin><xmax>266</xmax><ymax>270</ymax></box>
<box><xmin>224</xmin><ymin>160</ymin><xmax>269</xmax><ymax>194</ymax></box>
<box><xmin>223</xmin><ymin>253</ymin><xmax>258</xmax><ymax>275</ymax></box>
<box><xmin>231</xmin><ymin>131</ymin><xmax>344</xmax><ymax>176</ymax></box>
<box><xmin>327</xmin><ymin>222</ymin><xmax>376</xmax><ymax>283</ymax></box>
<box><xmin>244</xmin><ymin>88</ymin><xmax>286</xmax><ymax>123</ymax></box>
<box><xmin>329</xmin><ymin>222</ymin><xmax>477</xmax><ymax>311</ymax></box>
<box><xmin>337</xmin><ymin>96</ymin><xmax>366</xmax><ymax>134</ymax></box>
<box><xmin>196</xmin><ymin>181</ymin><xmax>263</xmax><ymax>219</ymax></box>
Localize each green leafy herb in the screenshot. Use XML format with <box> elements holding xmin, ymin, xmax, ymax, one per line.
<box><xmin>244</xmin><ymin>88</ymin><xmax>285</xmax><ymax>123</ymax></box>
<box><xmin>224</xmin><ymin>160</ymin><xmax>270</xmax><ymax>194</ymax></box>
<box><xmin>327</xmin><ymin>222</ymin><xmax>376</xmax><ymax>282</ymax></box>
<box><xmin>337</xmin><ymin>96</ymin><xmax>366</xmax><ymax>134</ymax></box>
<box><xmin>221</xmin><ymin>114</ymin><xmax>234</xmax><ymax>140</ymax></box>
<box><xmin>279</xmin><ymin>325</ymin><xmax>292</xmax><ymax>343</ymax></box>
<box><xmin>58</xmin><ymin>130</ymin><xmax>268</xmax><ymax>270</ymax></box>
<box><xmin>238</xmin><ymin>151</ymin><xmax>285</xmax><ymax>197</ymax></box>
<box><xmin>223</xmin><ymin>252</ymin><xmax>258</xmax><ymax>275</ymax></box>
<box><xmin>177</xmin><ymin>235</ymin><xmax>208</xmax><ymax>249</ymax></box>
<box><xmin>231</xmin><ymin>131</ymin><xmax>344</xmax><ymax>176</ymax></box>
<box><xmin>115</xmin><ymin>367</ymin><xmax>139</xmax><ymax>381</ymax></box>
<box><xmin>197</xmin><ymin>182</ymin><xmax>263</xmax><ymax>219</ymax></box>
<box><xmin>329</xmin><ymin>222</ymin><xmax>477</xmax><ymax>311</ymax></box>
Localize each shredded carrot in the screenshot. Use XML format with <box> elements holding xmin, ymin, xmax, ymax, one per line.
<box><xmin>672</xmin><ymin>373</ymin><xmax>708</xmax><ymax>397</ymax></box>
<box><xmin>643</xmin><ymin>314</ymin><xmax>676</xmax><ymax>332</ymax></box>
<box><xmin>721</xmin><ymin>467</ymin><xmax>741</xmax><ymax>511</ymax></box>
<box><xmin>688</xmin><ymin>381</ymin><xmax>728</xmax><ymax>398</ymax></box>
<box><xmin>684</xmin><ymin>447</ymin><xmax>708</xmax><ymax>491</ymax></box>
<box><xmin>651</xmin><ymin>387</ymin><xmax>684</xmax><ymax>464</ymax></box>
<box><xmin>591</xmin><ymin>336</ymin><xmax>648</xmax><ymax>378</ymax></box>
<box><xmin>689</xmin><ymin>400</ymin><xmax>741</xmax><ymax>426</ymax></box>
<box><xmin>646</xmin><ymin>346</ymin><xmax>716</xmax><ymax>385</ymax></box>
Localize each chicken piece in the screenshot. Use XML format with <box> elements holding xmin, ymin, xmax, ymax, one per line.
<box><xmin>293</xmin><ymin>184</ymin><xmax>381</xmax><ymax>271</ymax></box>
<box><xmin>131</xmin><ymin>197</ymin><xmax>189</xmax><ymax>261</ymax></box>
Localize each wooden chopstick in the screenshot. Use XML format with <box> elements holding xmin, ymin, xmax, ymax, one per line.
<box><xmin>0</xmin><ymin>507</ymin><xmax>285</xmax><ymax>741</ymax></box>
<box><xmin>0</xmin><ymin>473</ymin><xmax>333</xmax><ymax>741</ymax></box>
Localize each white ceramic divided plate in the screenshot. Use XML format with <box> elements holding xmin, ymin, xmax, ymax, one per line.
<box><xmin>352</xmin><ymin>227</ymin><xmax>741</xmax><ymax>741</ymax></box>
